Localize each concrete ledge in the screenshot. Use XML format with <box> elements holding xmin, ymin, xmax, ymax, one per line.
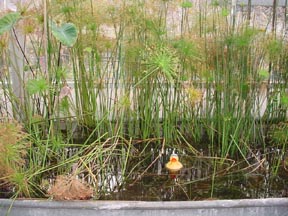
<box><xmin>237</xmin><ymin>0</ymin><xmax>287</xmax><ymax>6</ymax></box>
<box><xmin>1</xmin><ymin>198</ymin><xmax>288</xmax><ymax>216</ymax></box>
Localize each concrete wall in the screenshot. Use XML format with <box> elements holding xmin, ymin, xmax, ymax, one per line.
<box><xmin>237</xmin><ymin>0</ymin><xmax>287</xmax><ymax>6</ymax></box>
<box><xmin>1</xmin><ymin>198</ymin><xmax>288</xmax><ymax>216</ymax></box>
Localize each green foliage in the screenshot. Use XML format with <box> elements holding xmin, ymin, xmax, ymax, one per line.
<box><xmin>0</xmin><ymin>12</ymin><xmax>21</xmax><ymax>35</ymax></box>
<box><xmin>221</xmin><ymin>8</ymin><xmax>229</xmax><ymax>17</ymax></box>
<box><xmin>26</xmin><ymin>78</ymin><xmax>49</xmax><ymax>95</ymax></box>
<box><xmin>172</xmin><ymin>39</ymin><xmax>198</xmax><ymax>58</ymax></box>
<box><xmin>269</xmin><ymin>122</ymin><xmax>288</xmax><ymax>144</ymax></box>
<box><xmin>181</xmin><ymin>1</ymin><xmax>193</xmax><ymax>8</ymax></box>
<box><xmin>211</xmin><ymin>0</ymin><xmax>220</xmax><ymax>6</ymax></box>
<box><xmin>60</xmin><ymin>97</ymin><xmax>70</xmax><ymax>113</ymax></box>
<box><xmin>226</xmin><ymin>28</ymin><xmax>258</xmax><ymax>49</ymax></box>
<box><xmin>0</xmin><ymin>121</ymin><xmax>31</xmax><ymax>196</ymax></box>
<box><xmin>145</xmin><ymin>19</ymin><xmax>166</xmax><ymax>38</ymax></box>
<box><xmin>9</xmin><ymin>172</ymin><xmax>31</xmax><ymax>197</ymax></box>
<box><xmin>267</xmin><ymin>39</ymin><xmax>283</xmax><ymax>60</ymax></box>
<box><xmin>143</xmin><ymin>45</ymin><xmax>179</xmax><ymax>82</ymax></box>
<box><xmin>0</xmin><ymin>122</ymin><xmax>29</xmax><ymax>169</ymax></box>
<box><xmin>280</xmin><ymin>93</ymin><xmax>288</xmax><ymax>107</ymax></box>
<box><xmin>55</xmin><ymin>67</ymin><xmax>67</xmax><ymax>81</ymax></box>
<box><xmin>50</xmin><ymin>21</ymin><xmax>78</xmax><ymax>47</ymax></box>
<box><xmin>61</xmin><ymin>6</ymin><xmax>77</xmax><ymax>14</ymax></box>
<box><xmin>258</xmin><ymin>69</ymin><xmax>269</xmax><ymax>81</ymax></box>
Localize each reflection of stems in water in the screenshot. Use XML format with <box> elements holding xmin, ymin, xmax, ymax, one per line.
<box><xmin>175</xmin><ymin>181</ymin><xmax>190</xmax><ymax>200</ymax></box>
<box><xmin>284</xmin><ymin>160</ymin><xmax>288</xmax><ymax>172</ymax></box>
<box><xmin>129</xmin><ymin>139</ymin><xmax>165</xmax><ymax>186</ymax></box>
<box><xmin>178</xmin><ymin>155</ymin><xmax>268</xmax><ymax>189</ymax></box>
<box><xmin>210</xmin><ymin>158</ymin><xmax>217</xmax><ymax>198</ymax></box>
<box><xmin>122</xmin><ymin>137</ymin><xmax>132</xmax><ymax>178</ymax></box>
<box><xmin>243</xmin><ymin>158</ymin><xmax>266</xmax><ymax>175</ymax></box>
<box><xmin>176</xmin><ymin>156</ymin><xmax>237</xmax><ymax>187</ymax></box>
<box><xmin>79</xmin><ymin>157</ymin><xmax>98</xmax><ymax>192</ymax></box>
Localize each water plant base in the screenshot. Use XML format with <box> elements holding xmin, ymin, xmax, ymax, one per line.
<box><xmin>0</xmin><ymin>198</ymin><xmax>288</xmax><ymax>216</ymax></box>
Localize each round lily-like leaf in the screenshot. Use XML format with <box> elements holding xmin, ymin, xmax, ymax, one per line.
<box><xmin>50</xmin><ymin>21</ymin><xmax>78</xmax><ymax>47</ymax></box>
<box><xmin>0</xmin><ymin>12</ymin><xmax>21</xmax><ymax>35</ymax></box>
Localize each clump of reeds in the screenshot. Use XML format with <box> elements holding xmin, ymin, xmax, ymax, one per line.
<box><xmin>0</xmin><ymin>120</ymin><xmax>31</xmax><ymax>197</ymax></box>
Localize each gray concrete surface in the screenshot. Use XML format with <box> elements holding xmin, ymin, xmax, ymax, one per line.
<box><xmin>237</xmin><ymin>0</ymin><xmax>287</xmax><ymax>6</ymax></box>
<box><xmin>0</xmin><ymin>198</ymin><xmax>288</xmax><ymax>216</ymax></box>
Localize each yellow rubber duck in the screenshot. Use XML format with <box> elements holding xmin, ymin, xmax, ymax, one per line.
<box><xmin>165</xmin><ymin>153</ymin><xmax>183</xmax><ymax>173</ymax></box>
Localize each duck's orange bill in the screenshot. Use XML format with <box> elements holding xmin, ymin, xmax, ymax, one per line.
<box><xmin>170</xmin><ymin>157</ymin><xmax>177</xmax><ymax>162</ymax></box>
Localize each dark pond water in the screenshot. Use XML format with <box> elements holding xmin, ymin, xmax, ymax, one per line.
<box><xmin>102</xmin><ymin>152</ymin><xmax>288</xmax><ymax>201</ymax></box>
<box><xmin>1</xmin><ymin>147</ymin><xmax>287</xmax><ymax>201</ymax></box>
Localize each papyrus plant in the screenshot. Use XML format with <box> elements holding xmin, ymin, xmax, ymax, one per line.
<box><xmin>0</xmin><ymin>121</ymin><xmax>30</xmax><ymax>197</ymax></box>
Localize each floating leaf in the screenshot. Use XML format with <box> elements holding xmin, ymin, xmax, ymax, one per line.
<box><xmin>0</xmin><ymin>12</ymin><xmax>21</xmax><ymax>35</ymax></box>
<box><xmin>50</xmin><ymin>21</ymin><xmax>78</xmax><ymax>47</ymax></box>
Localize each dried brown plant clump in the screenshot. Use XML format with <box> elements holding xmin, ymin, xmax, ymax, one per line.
<box><xmin>0</xmin><ymin>120</ymin><xmax>30</xmax><ymax>179</ymax></box>
<box><xmin>48</xmin><ymin>175</ymin><xmax>93</xmax><ymax>200</ymax></box>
